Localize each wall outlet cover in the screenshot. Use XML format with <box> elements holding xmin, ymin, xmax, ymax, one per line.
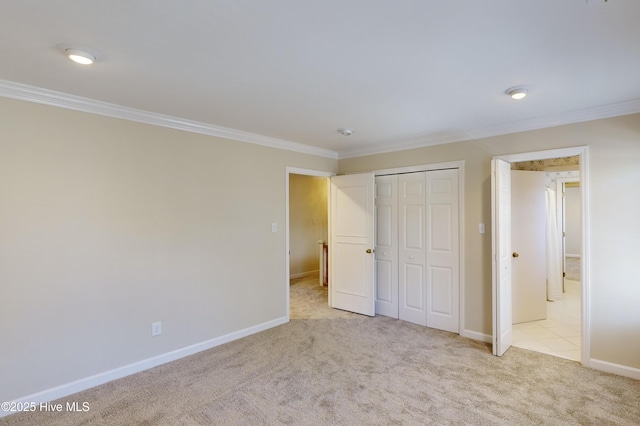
<box><xmin>151</xmin><ymin>321</ymin><xmax>162</xmax><ymax>336</ymax></box>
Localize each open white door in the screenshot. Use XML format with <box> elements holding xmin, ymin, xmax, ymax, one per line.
<box><xmin>330</xmin><ymin>173</ymin><xmax>376</xmax><ymax>316</ymax></box>
<box><xmin>492</xmin><ymin>159</ymin><xmax>512</xmax><ymax>356</ymax></box>
<box><xmin>511</xmin><ymin>170</ymin><xmax>547</xmax><ymax>324</ymax></box>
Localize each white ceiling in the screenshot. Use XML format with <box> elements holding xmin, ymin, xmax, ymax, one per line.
<box><xmin>1</xmin><ymin>0</ymin><xmax>639</xmax><ymax>158</ymax></box>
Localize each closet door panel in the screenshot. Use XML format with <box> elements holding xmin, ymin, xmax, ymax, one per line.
<box><xmin>398</xmin><ymin>173</ymin><xmax>427</xmax><ymax>326</ymax></box>
<box><xmin>374</xmin><ymin>175</ymin><xmax>398</xmax><ymax>318</ymax></box>
<box><xmin>426</xmin><ymin>169</ymin><xmax>459</xmax><ymax>333</ymax></box>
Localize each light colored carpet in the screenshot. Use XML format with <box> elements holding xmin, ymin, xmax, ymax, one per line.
<box><xmin>3</xmin><ymin>276</ymin><xmax>639</xmax><ymax>425</ymax></box>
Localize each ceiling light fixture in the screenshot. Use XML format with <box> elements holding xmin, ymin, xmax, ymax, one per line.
<box><xmin>339</xmin><ymin>128</ymin><xmax>354</xmax><ymax>136</ymax></box>
<box><xmin>65</xmin><ymin>48</ymin><xmax>95</xmax><ymax>65</ymax></box>
<box><xmin>56</xmin><ymin>43</ymin><xmax>99</xmax><ymax>65</ymax></box>
<box><xmin>506</xmin><ymin>86</ymin><xmax>528</xmax><ymax>100</ymax></box>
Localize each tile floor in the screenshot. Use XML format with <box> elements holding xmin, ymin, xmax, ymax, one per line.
<box><xmin>512</xmin><ymin>279</ymin><xmax>581</xmax><ymax>361</ymax></box>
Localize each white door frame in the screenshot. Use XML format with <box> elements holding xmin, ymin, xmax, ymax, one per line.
<box><xmin>492</xmin><ymin>147</ymin><xmax>590</xmax><ymax>365</ymax></box>
<box><xmin>285</xmin><ymin>167</ymin><xmax>334</xmax><ymax>321</ymax></box>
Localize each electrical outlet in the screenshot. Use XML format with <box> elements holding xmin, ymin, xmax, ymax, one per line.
<box><xmin>271</xmin><ymin>222</ymin><xmax>277</xmax><ymax>233</ymax></box>
<box><xmin>151</xmin><ymin>321</ymin><xmax>162</xmax><ymax>336</ymax></box>
<box><xmin>479</xmin><ymin>223</ymin><xmax>485</xmax><ymax>234</ymax></box>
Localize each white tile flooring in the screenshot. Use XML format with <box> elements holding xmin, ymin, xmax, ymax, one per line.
<box><xmin>512</xmin><ymin>279</ymin><xmax>581</xmax><ymax>361</ymax></box>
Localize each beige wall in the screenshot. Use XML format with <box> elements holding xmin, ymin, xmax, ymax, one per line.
<box><xmin>0</xmin><ymin>97</ymin><xmax>337</xmax><ymax>402</ymax></box>
<box><xmin>2</xmin><ymin>93</ymin><xmax>638</xmax><ymax>402</ymax></box>
<box><xmin>339</xmin><ymin>113</ymin><xmax>640</xmax><ymax>371</ymax></box>
<box><xmin>565</xmin><ymin>185</ymin><xmax>582</xmax><ymax>256</ymax></box>
<box><xmin>289</xmin><ymin>174</ymin><xmax>328</xmax><ymax>277</ymax></box>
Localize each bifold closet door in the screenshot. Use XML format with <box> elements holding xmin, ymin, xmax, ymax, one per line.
<box><xmin>425</xmin><ymin>169</ymin><xmax>459</xmax><ymax>333</ymax></box>
<box><xmin>398</xmin><ymin>172</ymin><xmax>428</xmax><ymax>326</ymax></box>
<box><xmin>374</xmin><ymin>169</ymin><xmax>459</xmax><ymax>333</ymax></box>
<box><xmin>374</xmin><ymin>175</ymin><xmax>398</xmax><ymax>318</ymax></box>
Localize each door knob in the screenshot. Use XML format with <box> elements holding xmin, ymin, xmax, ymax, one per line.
<box><xmin>512</xmin><ymin>252</ymin><xmax>519</xmax><ymax>258</ymax></box>
<box><xmin>366</xmin><ymin>249</ymin><xmax>372</xmax><ymax>253</ymax></box>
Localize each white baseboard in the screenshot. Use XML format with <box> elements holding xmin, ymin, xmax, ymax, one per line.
<box><xmin>0</xmin><ymin>316</ymin><xmax>288</xmax><ymax>419</ymax></box>
<box><xmin>290</xmin><ymin>270</ymin><xmax>319</xmax><ymax>279</ymax></box>
<box><xmin>588</xmin><ymin>358</ymin><xmax>640</xmax><ymax>380</ymax></box>
<box><xmin>460</xmin><ymin>329</ymin><xmax>492</xmax><ymax>344</ymax></box>
<box><xmin>459</xmin><ymin>332</ymin><xmax>640</xmax><ymax>381</ymax></box>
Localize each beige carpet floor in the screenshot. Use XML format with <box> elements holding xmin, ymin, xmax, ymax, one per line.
<box><xmin>3</xmin><ymin>276</ymin><xmax>639</xmax><ymax>425</ymax></box>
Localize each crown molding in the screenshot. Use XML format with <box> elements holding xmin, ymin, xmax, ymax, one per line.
<box><xmin>0</xmin><ymin>79</ymin><xmax>339</xmax><ymax>160</ymax></box>
<box><xmin>337</xmin><ymin>131</ymin><xmax>472</xmax><ymax>159</ymax></box>
<box><xmin>468</xmin><ymin>98</ymin><xmax>640</xmax><ymax>140</ymax></box>
<box><xmin>3</xmin><ymin>79</ymin><xmax>639</xmax><ymax>162</ymax></box>
<box><xmin>338</xmin><ymin>98</ymin><xmax>640</xmax><ymax>159</ymax></box>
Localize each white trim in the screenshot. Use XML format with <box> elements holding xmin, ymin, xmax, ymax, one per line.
<box><xmin>460</xmin><ymin>329</ymin><xmax>493</xmax><ymax>344</ymax></box>
<box><xmin>5</xmin><ymin>80</ymin><xmax>639</xmax><ymax>163</ymax></box>
<box><xmin>338</xmin><ymin>99</ymin><xmax>640</xmax><ymax>159</ymax></box>
<box><xmin>285</xmin><ymin>167</ymin><xmax>335</xmax><ymax>320</ymax></box>
<box><xmin>458</xmin><ymin>163</ymin><xmax>466</xmax><ymax>339</ymax></box>
<box><xmin>492</xmin><ymin>146</ymin><xmax>590</xmax><ymax>367</ymax></box>
<box><xmin>374</xmin><ymin>160</ymin><xmax>464</xmax><ymax>176</ymax></box>
<box><xmin>286</xmin><ymin>167</ymin><xmax>334</xmax><ymax>178</ymax></box>
<box><xmin>0</xmin><ymin>79</ymin><xmax>338</xmax><ymax>160</ymax></box>
<box><xmin>0</xmin><ymin>316</ymin><xmax>287</xmax><ymax>419</ymax></box>
<box><xmin>580</xmin><ymin>147</ymin><xmax>591</xmax><ymax>368</ymax></box>
<box><xmin>290</xmin><ymin>270</ymin><xmax>319</xmax><ymax>279</ymax></box>
<box><xmin>588</xmin><ymin>359</ymin><xmax>640</xmax><ymax>381</ymax></box>
<box><xmin>494</xmin><ymin>146</ymin><xmax>587</xmax><ymax>163</ymax></box>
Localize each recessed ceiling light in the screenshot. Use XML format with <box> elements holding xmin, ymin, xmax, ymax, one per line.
<box><xmin>56</xmin><ymin>43</ymin><xmax>99</xmax><ymax>65</ymax></box>
<box><xmin>65</xmin><ymin>49</ymin><xmax>95</xmax><ymax>65</ymax></box>
<box><xmin>339</xmin><ymin>128</ymin><xmax>354</xmax><ymax>136</ymax></box>
<box><xmin>506</xmin><ymin>87</ymin><xmax>528</xmax><ymax>100</ymax></box>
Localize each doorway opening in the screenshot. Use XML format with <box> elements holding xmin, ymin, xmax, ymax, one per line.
<box><xmin>285</xmin><ymin>168</ymin><xmax>332</xmax><ymax>320</ymax></box>
<box><xmin>510</xmin><ymin>157</ymin><xmax>581</xmax><ymax>361</ymax></box>
<box><xmin>492</xmin><ymin>146</ymin><xmax>589</xmax><ymax>365</ymax></box>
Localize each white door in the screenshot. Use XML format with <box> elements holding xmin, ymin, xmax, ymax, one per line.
<box><xmin>374</xmin><ymin>169</ymin><xmax>460</xmax><ymax>332</ymax></box>
<box><xmin>426</xmin><ymin>169</ymin><xmax>460</xmax><ymax>333</ymax></box>
<box><xmin>511</xmin><ymin>170</ymin><xmax>547</xmax><ymax>324</ymax></box>
<box><xmin>330</xmin><ymin>173</ymin><xmax>376</xmax><ymax>316</ymax></box>
<box><xmin>375</xmin><ymin>175</ymin><xmax>398</xmax><ymax>318</ymax></box>
<box><xmin>492</xmin><ymin>159</ymin><xmax>512</xmax><ymax>356</ymax></box>
<box><xmin>398</xmin><ymin>172</ymin><xmax>428</xmax><ymax>325</ymax></box>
